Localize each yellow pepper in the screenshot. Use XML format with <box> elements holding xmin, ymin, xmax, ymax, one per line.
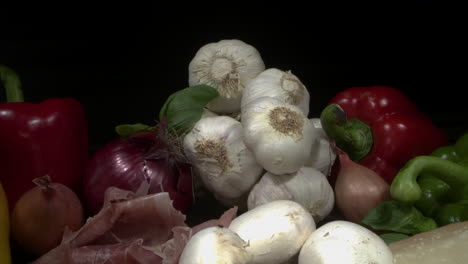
<box><xmin>0</xmin><ymin>181</ymin><xmax>11</xmax><ymax>264</ymax></box>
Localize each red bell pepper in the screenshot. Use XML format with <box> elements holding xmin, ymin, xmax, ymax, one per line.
<box><xmin>0</xmin><ymin>65</ymin><xmax>88</xmax><ymax>210</ymax></box>
<box><xmin>320</xmin><ymin>86</ymin><xmax>448</xmax><ymax>184</ymax></box>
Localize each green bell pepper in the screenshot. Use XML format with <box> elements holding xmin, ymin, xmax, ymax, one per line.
<box><xmin>433</xmin><ymin>201</ymin><xmax>468</xmax><ymax>226</ymax></box>
<box><xmin>390</xmin><ymin>132</ymin><xmax>468</xmax><ymax>226</ymax></box>
<box><xmin>413</xmin><ymin>174</ymin><xmax>451</xmax><ymax>217</ymax></box>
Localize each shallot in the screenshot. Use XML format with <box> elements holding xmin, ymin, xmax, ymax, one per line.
<box><xmin>10</xmin><ymin>176</ymin><xmax>84</xmax><ymax>256</ymax></box>
<box><xmin>334</xmin><ymin>147</ymin><xmax>391</xmax><ymax>223</ymax></box>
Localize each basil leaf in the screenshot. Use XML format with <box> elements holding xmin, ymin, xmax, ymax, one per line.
<box><xmin>115</xmin><ymin>123</ymin><xmax>154</xmax><ymax>137</ymax></box>
<box><xmin>159</xmin><ymin>84</ymin><xmax>219</xmax><ymax>137</ymax></box>
<box><xmin>379</xmin><ymin>233</ymin><xmax>410</xmax><ymax>244</ymax></box>
<box><xmin>362</xmin><ymin>200</ymin><xmax>438</xmax><ymax>235</ymax></box>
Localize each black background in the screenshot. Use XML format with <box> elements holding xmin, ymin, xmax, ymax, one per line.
<box><xmin>1</xmin><ymin>4</ymin><xmax>466</xmax><ymax>151</ymax></box>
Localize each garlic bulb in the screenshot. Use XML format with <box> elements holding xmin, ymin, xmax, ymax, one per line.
<box><xmin>242</xmin><ymin>68</ymin><xmax>310</xmax><ymax>116</ymax></box>
<box><xmin>179</xmin><ymin>226</ymin><xmax>252</xmax><ymax>264</ymax></box>
<box><xmin>306</xmin><ymin>118</ymin><xmax>337</xmax><ymax>176</ymax></box>
<box><xmin>189</xmin><ymin>39</ymin><xmax>265</xmax><ymax>114</ymax></box>
<box><xmin>242</xmin><ymin>97</ymin><xmax>314</xmax><ymax>175</ymax></box>
<box><xmin>183</xmin><ymin>116</ymin><xmax>263</xmax><ymax>207</ymax></box>
<box><xmin>247</xmin><ymin>167</ymin><xmax>334</xmax><ymax>223</ymax></box>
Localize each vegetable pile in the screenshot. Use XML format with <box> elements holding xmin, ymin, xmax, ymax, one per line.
<box><xmin>0</xmin><ymin>39</ymin><xmax>466</xmax><ymax>263</ymax></box>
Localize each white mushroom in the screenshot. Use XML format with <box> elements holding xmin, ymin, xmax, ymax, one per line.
<box><xmin>299</xmin><ymin>220</ymin><xmax>393</xmax><ymax>264</ymax></box>
<box><xmin>179</xmin><ymin>226</ymin><xmax>251</xmax><ymax>264</ymax></box>
<box><xmin>229</xmin><ymin>200</ymin><xmax>316</xmax><ymax>264</ymax></box>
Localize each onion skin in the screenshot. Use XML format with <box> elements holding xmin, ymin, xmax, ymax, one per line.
<box><xmin>83</xmin><ymin>132</ymin><xmax>193</xmax><ymax>215</ymax></box>
<box><xmin>334</xmin><ymin>149</ymin><xmax>391</xmax><ymax>223</ymax></box>
<box><xmin>10</xmin><ymin>176</ymin><xmax>84</xmax><ymax>256</ymax></box>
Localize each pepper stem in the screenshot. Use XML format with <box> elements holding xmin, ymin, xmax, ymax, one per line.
<box><xmin>0</xmin><ymin>65</ymin><xmax>24</xmax><ymax>102</ymax></box>
<box><xmin>320</xmin><ymin>104</ymin><xmax>373</xmax><ymax>161</ymax></box>
<box><xmin>391</xmin><ymin>156</ymin><xmax>468</xmax><ymax>204</ymax></box>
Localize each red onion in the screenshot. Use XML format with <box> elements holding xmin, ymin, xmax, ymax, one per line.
<box><xmin>83</xmin><ymin>131</ymin><xmax>193</xmax><ymax>215</ymax></box>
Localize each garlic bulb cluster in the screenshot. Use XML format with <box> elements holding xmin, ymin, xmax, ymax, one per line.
<box><xmin>183</xmin><ymin>116</ymin><xmax>263</xmax><ymax>207</ymax></box>
<box><xmin>242</xmin><ymin>97</ymin><xmax>315</xmax><ymax>175</ymax></box>
<box><xmin>242</xmin><ymin>68</ymin><xmax>310</xmax><ymax>116</ymax></box>
<box><xmin>183</xmin><ymin>39</ymin><xmax>337</xmax><ymax>223</ymax></box>
<box><xmin>189</xmin><ymin>39</ymin><xmax>265</xmax><ymax>114</ymax></box>
<box><xmin>247</xmin><ymin>167</ymin><xmax>334</xmax><ymax>223</ymax></box>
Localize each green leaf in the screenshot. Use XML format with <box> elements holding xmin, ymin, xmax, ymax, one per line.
<box><xmin>379</xmin><ymin>233</ymin><xmax>410</xmax><ymax>244</ymax></box>
<box><xmin>115</xmin><ymin>123</ymin><xmax>154</xmax><ymax>137</ymax></box>
<box><xmin>362</xmin><ymin>200</ymin><xmax>438</xmax><ymax>235</ymax></box>
<box><xmin>159</xmin><ymin>84</ymin><xmax>219</xmax><ymax>137</ymax></box>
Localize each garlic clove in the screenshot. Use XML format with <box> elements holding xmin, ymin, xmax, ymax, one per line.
<box><xmin>189</xmin><ymin>39</ymin><xmax>265</xmax><ymax>114</ymax></box>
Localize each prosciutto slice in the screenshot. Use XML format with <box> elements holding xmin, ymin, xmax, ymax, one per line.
<box><xmin>32</xmin><ymin>186</ymin><xmax>237</xmax><ymax>264</ymax></box>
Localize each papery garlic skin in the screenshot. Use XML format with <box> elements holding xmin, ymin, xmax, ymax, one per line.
<box><xmin>242</xmin><ymin>68</ymin><xmax>310</xmax><ymax>116</ymax></box>
<box><xmin>247</xmin><ymin>167</ymin><xmax>334</xmax><ymax>223</ymax></box>
<box><xmin>189</xmin><ymin>39</ymin><xmax>265</xmax><ymax>114</ymax></box>
<box><xmin>306</xmin><ymin>118</ymin><xmax>337</xmax><ymax>176</ymax></box>
<box><xmin>183</xmin><ymin>116</ymin><xmax>263</xmax><ymax>206</ymax></box>
<box><xmin>242</xmin><ymin>97</ymin><xmax>314</xmax><ymax>175</ymax></box>
<box><xmin>179</xmin><ymin>226</ymin><xmax>252</xmax><ymax>264</ymax></box>
<box><xmin>229</xmin><ymin>200</ymin><xmax>316</xmax><ymax>264</ymax></box>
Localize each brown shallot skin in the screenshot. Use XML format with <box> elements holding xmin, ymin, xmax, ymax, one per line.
<box><xmin>334</xmin><ymin>148</ymin><xmax>391</xmax><ymax>224</ymax></box>
<box><xmin>11</xmin><ymin>175</ymin><xmax>84</xmax><ymax>256</ymax></box>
